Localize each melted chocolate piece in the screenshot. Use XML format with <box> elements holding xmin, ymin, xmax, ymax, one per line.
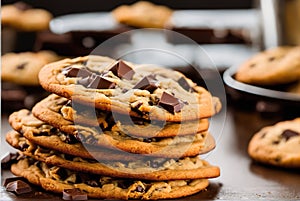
<box><xmin>65</xmin><ymin>134</ymin><xmax>78</xmax><ymax>144</ymax></box>
<box><xmin>1</xmin><ymin>152</ymin><xmax>20</xmax><ymax>169</ymax></box>
<box><xmin>281</xmin><ymin>129</ymin><xmax>299</xmax><ymax>141</ymax></box>
<box><xmin>62</xmin><ymin>66</ymin><xmax>91</xmax><ymax>78</ymax></box>
<box><xmin>158</xmin><ymin>92</ymin><xmax>184</xmax><ymax>114</ymax></box>
<box><xmin>5</xmin><ymin>180</ymin><xmax>32</xmax><ymax>195</ymax></box>
<box><xmin>109</xmin><ymin>60</ymin><xmax>135</xmax><ymax>80</ymax></box>
<box><xmin>133</xmin><ymin>75</ymin><xmax>158</xmax><ymax>93</ymax></box>
<box><xmin>62</xmin><ymin>188</ymin><xmax>88</xmax><ymax>200</ymax></box>
<box><xmin>87</xmin><ymin>75</ymin><xmax>116</xmax><ymax>89</ymax></box>
<box><xmin>177</xmin><ymin>77</ymin><xmax>191</xmax><ymax>91</ymax></box>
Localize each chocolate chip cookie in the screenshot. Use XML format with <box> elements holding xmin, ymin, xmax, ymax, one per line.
<box><xmin>235</xmin><ymin>46</ymin><xmax>300</xmax><ymax>85</ymax></box>
<box><xmin>32</xmin><ymin>94</ymin><xmax>209</xmax><ymax>138</ymax></box>
<box><xmin>11</xmin><ymin>157</ymin><xmax>210</xmax><ymax>200</ymax></box>
<box><xmin>38</xmin><ymin>55</ymin><xmax>221</xmax><ymax>122</ymax></box>
<box><xmin>2</xmin><ymin>51</ymin><xmax>60</xmax><ymax>85</ymax></box>
<box><xmin>9</xmin><ymin>109</ymin><xmax>215</xmax><ymax>158</ymax></box>
<box><xmin>1</xmin><ymin>2</ymin><xmax>52</xmax><ymax>31</ymax></box>
<box><xmin>112</xmin><ymin>1</ymin><xmax>173</xmax><ymax>28</ymax></box>
<box><xmin>6</xmin><ymin>130</ymin><xmax>220</xmax><ymax>180</ymax></box>
<box><xmin>248</xmin><ymin>118</ymin><xmax>300</xmax><ymax>168</ymax></box>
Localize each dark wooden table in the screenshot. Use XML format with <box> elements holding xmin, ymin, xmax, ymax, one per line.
<box><xmin>1</xmin><ymin>97</ymin><xmax>300</xmax><ymax>200</ymax></box>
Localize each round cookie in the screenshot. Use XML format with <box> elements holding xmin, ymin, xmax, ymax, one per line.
<box><xmin>9</xmin><ymin>109</ymin><xmax>215</xmax><ymax>158</ymax></box>
<box><xmin>1</xmin><ymin>51</ymin><xmax>60</xmax><ymax>85</ymax></box>
<box><xmin>11</xmin><ymin>157</ymin><xmax>210</xmax><ymax>200</ymax></box>
<box><xmin>33</xmin><ymin>94</ymin><xmax>209</xmax><ymax>138</ymax></box>
<box><xmin>112</xmin><ymin>1</ymin><xmax>173</xmax><ymax>28</ymax></box>
<box><xmin>38</xmin><ymin>55</ymin><xmax>221</xmax><ymax>122</ymax></box>
<box><xmin>235</xmin><ymin>46</ymin><xmax>300</xmax><ymax>85</ymax></box>
<box><xmin>16</xmin><ymin>8</ymin><xmax>52</xmax><ymax>31</ymax></box>
<box><xmin>248</xmin><ymin>118</ymin><xmax>300</xmax><ymax>168</ymax></box>
<box><xmin>6</xmin><ymin>131</ymin><xmax>220</xmax><ymax>180</ymax></box>
<box><xmin>1</xmin><ymin>4</ymin><xmax>23</xmax><ymax>27</ymax></box>
<box><xmin>1</xmin><ymin>3</ymin><xmax>52</xmax><ymax>31</ymax></box>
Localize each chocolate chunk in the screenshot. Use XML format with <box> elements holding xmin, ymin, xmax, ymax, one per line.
<box><xmin>65</xmin><ymin>134</ymin><xmax>78</xmax><ymax>144</ymax></box>
<box><xmin>133</xmin><ymin>75</ymin><xmax>158</xmax><ymax>93</ymax></box>
<box><xmin>281</xmin><ymin>129</ymin><xmax>300</xmax><ymax>141</ymax></box>
<box><xmin>62</xmin><ymin>66</ymin><xmax>91</xmax><ymax>78</ymax></box>
<box><xmin>158</xmin><ymin>92</ymin><xmax>184</xmax><ymax>114</ymax></box>
<box><xmin>87</xmin><ymin>75</ymin><xmax>116</xmax><ymax>89</ymax></box>
<box><xmin>178</xmin><ymin>77</ymin><xmax>191</xmax><ymax>91</ymax></box>
<box><xmin>19</xmin><ymin>142</ymin><xmax>29</xmax><ymax>151</ymax></box>
<box><xmin>16</xmin><ymin>62</ymin><xmax>28</xmax><ymax>70</ymax></box>
<box><xmin>6</xmin><ymin>180</ymin><xmax>32</xmax><ymax>195</ymax></box>
<box><xmin>109</xmin><ymin>60</ymin><xmax>135</xmax><ymax>80</ymax></box>
<box><xmin>1</xmin><ymin>152</ymin><xmax>20</xmax><ymax>169</ymax></box>
<box><xmin>56</xmin><ymin>168</ymin><xmax>68</xmax><ymax>180</ymax></box>
<box><xmin>62</xmin><ymin>188</ymin><xmax>88</xmax><ymax>200</ymax></box>
<box><xmin>3</xmin><ymin>177</ymin><xmax>26</xmax><ymax>187</ymax></box>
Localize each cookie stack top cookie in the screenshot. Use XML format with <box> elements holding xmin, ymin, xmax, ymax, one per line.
<box><xmin>38</xmin><ymin>55</ymin><xmax>221</xmax><ymax>121</ymax></box>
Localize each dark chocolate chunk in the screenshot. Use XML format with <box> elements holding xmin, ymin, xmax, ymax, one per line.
<box><xmin>3</xmin><ymin>177</ymin><xmax>26</xmax><ymax>187</ymax></box>
<box><xmin>87</xmin><ymin>75</ymin><xmax>116</xmax><ymax>89</ymax></box>
<box><xmin>16</xmin><ymin>62</ymin><xmax>28</xmax><ymax>70</ymax></box>
<box><xmin>281</xmin><ymin>129</ymin><xmax>300</xmax><ymax>141</ymax></box>
<box><xmin>177</xmin><ymin>77</ymin><xmax>191</xmax><ymax>91</ymax></box>
<box><xmin>6</xmin><ymin>180</ymin><xmax>32</xmax><ymax>195</ymax></box>
<box><xmin>65</xmin><ymin>134</ymin><xmax>78</xmax><ymax>144</ymax></box>
<box><xmin>133</xmin><ymin>75</ymin><xmax>158</xmax><ymax>93</ymax></box>
<box><xmin>56</xmin><ymin>168</ymin><xmax>68</xmax><ymax>180</ymax></box>
<box><xmin>143</xmin><ymin>138</ymin><xmax>153</xmax><ymax>143</ymax></box>
<box><xmin>109</xmin><ymin>60</ymin><xmax>135</xmax><ymax>80</ymax></box>
<box><xmin>1</xmin><ymin>152</ymin><xmax>20</xmax><ymax>169</ymax></box>
<box><xmin>158</xmin><ymin>92</ymin><xmax>184</xmax><ymax>114</ymax></box>
<box><xmin>62</xmin><ymin>66</ymin><xmax>91</xmax><ymax>78</ymax></box>
<box><xmin>19</xmin><ymin>142</ymin><xmax>29</xmax><ymax>151</ymax></box>
<box><xmin>62</xmin><ymin>188</ymin><xmax>88</xmax><ymax>200</ymax></box>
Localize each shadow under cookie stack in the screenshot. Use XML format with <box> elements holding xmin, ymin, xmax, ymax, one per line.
<box><xmin>5</xmin><ymin>55</ymin><xmax>222</xmax><ymax>200</ymax></box>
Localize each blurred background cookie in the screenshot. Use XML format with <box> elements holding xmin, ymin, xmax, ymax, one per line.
<box><xmin>112</xmin><ymin>1</ymin><xmax>173</xmax><ymax>28</ymax></box>
<box><xmin>2</xmin><ymin>2</ymin><xmax>52</xmax><ymax>32</ymax></box>
<box><xmin>1</xmin><ymin>51</ymin><xmax>60</xmax><ymax>86</ymax></box>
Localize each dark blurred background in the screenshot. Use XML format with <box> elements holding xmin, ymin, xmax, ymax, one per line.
<box><xmin>2</xmin><ymin>0</ymin><xmax>255</xmax><ymax>16</ymax></box>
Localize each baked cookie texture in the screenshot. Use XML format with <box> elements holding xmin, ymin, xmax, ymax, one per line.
<box><xmin>38</xmin><ymin>55</ymin><xmax>221</xmax><ymax>121</ymax></box>
<box><xmin>248</xmin><ymin>118</ymin><xmax>300</xmax><ymax>168</ymax></box>
<box><xmin>112</xmin><ymin>1</ymin><xmax>173</xmax><ymax>28</ymax></box>
<box><xmin>11</xmin><ymin>157</ymin><xmax>209</xmax><ymax>200</ymax></box>
<box><xmin>5</xmin><ymin>54</ymin><xmax>222</xmax><ymax>199</ymax></box>
<box><xmin>6</xmin><ymin>131</ymin><xmax>220</xmax><ymax>180</ymax></box>
<box><xmin>1</xmin><ymin>51</ymin><xmax>60</xmax><ymax>85</ymax></box>
<box><xmin>32</xmin><ymin>94</ymin><xmax>209</xmax><ymax>137</ymax></box>
<box><xmin>235</xmin><ymin>46</ymin><xmax>300</xmax><ymax>85</ymax></box>
<box><xmin>9</xmin><ymin>109</ymin><xmax>215</xmax><ymax>158</ymax></box>
<box><xmin>1</xmin><ymin>3</ymin><xmax>52</xmax><ymax>31</ymax></box>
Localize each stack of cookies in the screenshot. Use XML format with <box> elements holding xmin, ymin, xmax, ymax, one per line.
<box><xmin>6</xmin><ymin>55</ymin><xmax>222</xmax><ymax>200</ymax></box>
